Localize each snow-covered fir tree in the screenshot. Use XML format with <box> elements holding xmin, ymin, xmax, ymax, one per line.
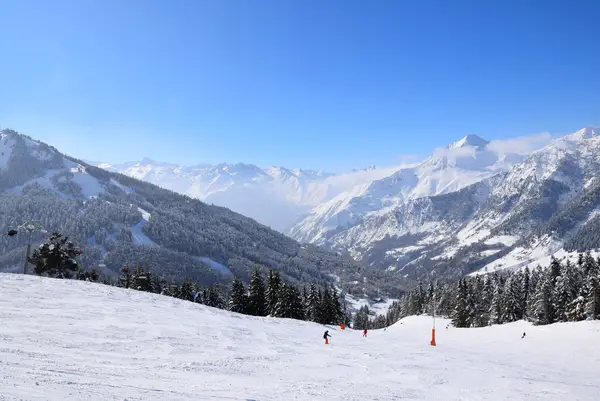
<box><xmin>585</xmin><ymin>276</ymin><xmax>600</xmax><ymax>320</ymax></box>
<box><xmin>229</xmin><ymin>278</ymin><xmax>248</xmax><ymax>314</ymax></box>
<box><xmin>488</xmin><ymin>277</ymin><xmax>505</xmax><ymax>325</ymax></box>
<box><xmin>305</xmin><ymin>284</ymin><xmax>320</xmax><ymax>322</ymax></box>
<box><xmin>28</xmin><ymin>232</ymin><xmax>82</xmax><ymax>279</ymax></box>
<box><xmin>452</xmin><ymin>279</ymin><xmax>470</xmax><ymax>328</ymax></box>
<box><xmin>247</xmin><ymin>268</ymin><xmax>267</xmax><ymax>316</ymax></box>
<box><xmin>532</xmin><ymin>273</ymin><xmax>555</xmax><ymax>325</ymax></box>
<box><xmin>265</xmin><ymin>270</ymin><xmax>281</xmax><ymax>316</ymax></box>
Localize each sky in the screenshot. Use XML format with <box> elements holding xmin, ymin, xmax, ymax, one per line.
<box><xmin>1</xmin><ymin>0</ymin><xmax>599</xmax><ymax>172</ymax></box>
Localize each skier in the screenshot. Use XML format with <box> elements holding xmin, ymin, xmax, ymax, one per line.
<box><xmin>323</xmin><ymin>330</ymin><xmax>332</xmax><ymax>344</ymax></box>
<box><xmin>521</xmin><ymin>332</ymin><xmax>526</xmax><ymax>339</ymax></box>
<box><xmin>363</xmin><ymin>329</ymin><xmax>368</xmax><ymax>337</ymax></box>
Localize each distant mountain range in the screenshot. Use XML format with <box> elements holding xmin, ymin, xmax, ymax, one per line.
<box><xmin>94</xmin><ymin>159</ymin><xmax>403</xmax><ymax>233</ymax></box>
<box><xmin>0</xmin><ymin>129</ymin><xmax>369</xmax><ymax>293</ymax></box>
<box><xmin>93</xmin><ymin>127</ymin><xmax>600</xmax><ymax>282</ymax></box>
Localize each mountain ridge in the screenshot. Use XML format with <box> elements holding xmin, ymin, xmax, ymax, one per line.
<box><xmin>294</xmin><ymin>126</ymin><xmax>600</xmax><ymax>281</ymax></box>
<box><xmin>80</xmin><ymin>126</ymin><xmax>600</xmax><ymax>282</ymax></box>
<box><xmin>0</xmin><ymin>128</ymin><xmax>374</xmax><ymax>293</ymax></box>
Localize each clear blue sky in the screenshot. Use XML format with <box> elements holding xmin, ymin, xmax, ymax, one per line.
<box><xmin>1</xmin><ymin>0</ymin><xmax>599</xmax><ymax>172</ymax></box>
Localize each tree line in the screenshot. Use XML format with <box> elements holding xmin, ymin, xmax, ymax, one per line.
<box><xmin>385</xmin><ymin>252</ymin><xmax>600</xmax><ymax>328</ymax></box>
<box><xmin>27</xmin><ymin>231</ymin><xmax>351</xmax><ymax>326</ymax></box>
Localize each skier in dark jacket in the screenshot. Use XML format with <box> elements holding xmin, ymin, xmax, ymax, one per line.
<box><xmin>323</xmin><ymin>330</ymin><xmax>331</xmax><ymax>344</ymax></box>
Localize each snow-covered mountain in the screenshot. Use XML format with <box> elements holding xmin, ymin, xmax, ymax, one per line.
<box><xmin>290</xmin><ymin>133</ymin><xmax>528</xmax><ymax>244</ymax></box>
<box><xmin>0</xmin><ymin>129</ymin><xmax>361</xmax><ymax>288</ymax></box>
<box><xmin>89</xmin><ymin>126</ymin><xmax>600</xmax><ymax>281</ymax></box>
<box><xmin>96</xmin><ymin>159</ymin><xmax>404</xmax><ymax>232</ymax></box>
<box><xmin>2</xmin><ymin>274</ymin><xmax>599</xmax><ymax>400</ymax></box>
<box><xmin>291</xmin><ymin>127</ymin><xmax>600</xmax><ymax>280</ymax></box>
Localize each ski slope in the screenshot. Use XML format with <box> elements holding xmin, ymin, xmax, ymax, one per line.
<box><xmin>1</xmin><ymin>274</ymin><xmax>599</xmax><ymax>400</ymax></box>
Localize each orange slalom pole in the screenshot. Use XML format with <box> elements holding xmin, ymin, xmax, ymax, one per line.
<box><xmin>430</xmin><ymin>328</ymin><xmax>436</xmax><ymax>346</ymax></box>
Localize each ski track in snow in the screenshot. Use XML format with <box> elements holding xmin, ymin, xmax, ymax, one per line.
<box><xmin>0</xmin><ymin>274</ymin><xmax>599</xmax><ymax>401</ymax></box>
<box><xmin>130</xmin><ymin>208</ymin><xmax>157</xmax><ymax>246</ymax></box>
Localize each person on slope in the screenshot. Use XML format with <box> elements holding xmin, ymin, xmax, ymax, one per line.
<box><xmin>363</xmin><ymin>329</ymin><xmax>368</xmax><ymax>337</ymax></box>
<box><xmin>323</xmin><ymin>330</ymin><xmax>332</xmax><ymax>344</ymax></box>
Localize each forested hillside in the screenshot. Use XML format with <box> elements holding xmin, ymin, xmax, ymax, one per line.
<box><xmin>0</xmin><ymin>129</ymin><xmax>367</xmax><ymax>290</ymax></box>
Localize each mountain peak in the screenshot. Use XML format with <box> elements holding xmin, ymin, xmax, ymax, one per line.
<box><xmin>448</xmin><ymin>134</ymin><xmax>489</xmax><ymax>150</ymax></box>
<box><xmin>569</xmin><ymin>126</ymin><xmax>600</xmax><ymax>141</ymax></box>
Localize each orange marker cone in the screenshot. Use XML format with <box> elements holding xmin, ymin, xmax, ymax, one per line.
<box><xmin>430</xmin><ymin>328</ymin><xmax>436</xmax><ymax>346</ymax></box>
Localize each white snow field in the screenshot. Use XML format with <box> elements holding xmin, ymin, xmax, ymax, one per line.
<box><xmin>1</xmin><ymin>274</ymin><xmax>599</xmax><ymax>401</ymax></box>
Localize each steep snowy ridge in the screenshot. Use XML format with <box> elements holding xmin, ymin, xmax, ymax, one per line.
<box><xmin>291</xmin><ymin>127</ymin><xmax>600</xmax><ymax>280</ymax></box>
<box><xmin>291</xmin><ymin>134</ymin><xmax>527</xmax><ymax>246</ymax></box>
<box><xmin>1</xmin><ymin>274</ymin><xmax>599</xmax><ymax>400</ymax></box>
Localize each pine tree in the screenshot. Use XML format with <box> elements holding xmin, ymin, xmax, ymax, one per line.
<box><xmin>585</xmin><ymin>276</ymin><xmax>600</xmax><ymax>320</ymax></box>
<box><xmin>330</xmin><ymin>287</ymin><xmax>343</xmax><ymax>324</ymax></box>
<box><xmin>132</xmin><ymin>266</ymin><xmax>153</xmax><ymax>292</ymax></box>
<box><xmin>549</xmin><ymin>257</ymin><xmax>562</xmax><ymax>286</ymax></box>
<box><xmin>553</xmin><ymin>260</ymin><xmax>578</xmax><ymax>322</ymax></box>
<box><xmin>452</xmin><ymin>280</ymin><xmax>469</xmax><ymax>328</ymax></box>
<box><xmin>526</xmin><ymin>266</ymin><xmax>543</xmax><ymax>319</ymax></box>
<box><xmin>76</xmin><ymin>267</ymin><xmax>100</xmax><ymax>282</ymax></box>
<box><xmin>247</xmin><ymin>268</ymin><xmax>267</xmax><ymax>316</ymax></box>
<box><xmin>229</xmin><ymin>278</ymin><xmax>248</xmax><ymax>314</ymax></box>
<box><xmin>353</xmin><ymin>305</ymin><xmax>371</xmax><ymax>330</ymax></box>
<box><xmin>416</xmin><ymin>281</ymin><xmax>426</xmax><ymax>314</ymax></box>
<box><xmin>28</xmin><ymin>232</ymin><xmax>81</xmax><ymax>278</ymax></box>
<box><xmin>566</xmin><ymin>296</ymin><xmax>586</xmax><ymax>322</ymax></box>
<box><xmin>489</xmin><ymin>278</ymin><xmax>505</xmax><ymax>325</ymax></box>
<box><xmin>265</xmin><ymin>270</ymin><xmax>281</xmax><ymax>316</ymax></box>
<box><xmin>119</xmin><ymin>266</ymin><xmax>133</xmax><ymax>288</ymax></box>
<box><xmin>176</xmin><ymin>278</ymin><xmax>195</xmax><ymax>302</ymax></box>
<box><xmin>504</xmin><ymin>272</ymin><xmax>525</xmax><ymax>322</ymax></box>
<box><xmin>206</xmin><ymin>285</ymin><xmax>225</xmax><ymax>309</ymax></box>
<box><xmin>532</xmin><ymin>274</ymin><xmax>554</xmax><ymax>325</ymax></box>
<box><xmin>302</xmin><ymin>286</ymin><xmax>309</xmax><ymax>314</ymax></box>
<box><xmin>522</xmin><ymin>267</ymin><xmax>531</xmax><ymax>319</ymax></box>
<box><xmin>465</xmin><ymin>279</ymin><xmax>478</xmax><ymax>327</ymax></box>
<box><xmin>583</xmin><ymin>251</ymin><xmax>597</xmax><ymax>276</ymax></box>
<box><xmin>306</xmin><ymin>284</ymin><xmax>320</xmax><ymax>322</ymax></box>
<box><xmin>289</xmin><ymin>285</ymin><xmax>305</xmax><ymax>320</ymax></box>
<box><xmin>427</xmin><ymin>282</ymin><xmax>435</xmax><ymax>313</ymax></box>
<box><xmin>474</xmin><ymin>275</ymin><xmax>493</xmax><ymax>327</ymax></box>
<box><xmin>318</xmin><ymin>284</ymin><xmax>334</xmax><ymax>324</ymax></box>
<box><xmin>152</xmin><ymin>275</ymin><xmax>164</xmax><ymax>294</ymax></box>
<box><xmin>436</xmin><ymin>282</ymin><xmax>455</xmax><ymax>318</ymax></box>
<box><xmin>273</xmin><ymin>284</ymin><xmax>305</xmax><ymax>320</ymax></box>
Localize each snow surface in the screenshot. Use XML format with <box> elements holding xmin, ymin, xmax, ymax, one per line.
<box><xmin>130</xmin><ymin>207</ymin><xmax>157</xmax><ymax>246</ymax></box>
<box><xmin>69</xmin><ymin>166</ymin><xmax>105</xmax><ymax>198</ymax></box>
<box><xmin>1</xmin><ymin>274</ymin><xmax>599</xmax><ymax>400</ymax></box>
